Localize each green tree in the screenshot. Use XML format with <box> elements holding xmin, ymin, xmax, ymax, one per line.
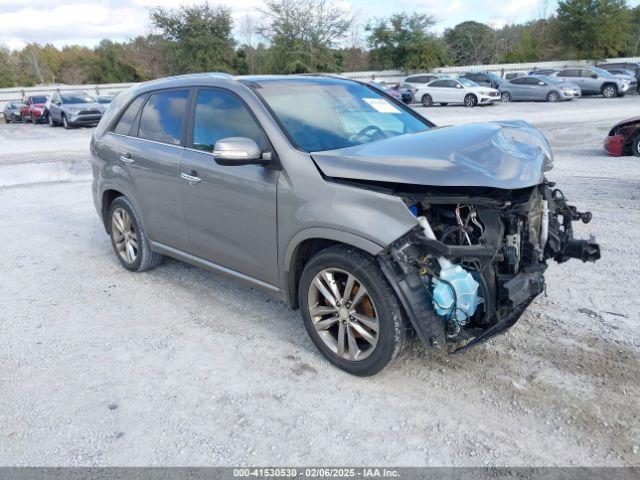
<box><xmin>150</xmin><ymin>2</ymin><xmax>237</xmax><ymax>74</ymax></box>
<box><xmin>0</xmin><ymin>44</ymin><xmax>16</xmax><ymax>87</ymax></box>
<box><xmin>257</xmin><ymin>0</ymin><xmax>352</xmax><ymax>73</ymax></box>
<box><xmin>557</xmin><ymin>0</ymin><xmax>630</xmax><ymax>59</ymax></box>
<box><xmin>366</xmin><ymin>13</ymin><xmax>445</xmax><ymax>71</ymax></box>
<box><xmin>94</xmin><ymin>40</ymin><xmax>141</xmax><ymax>83</ymax></box>
<box><xmin>444</xmin><ymin>21</ymin><xmax>498</xmax><ymax>65</ymax></box>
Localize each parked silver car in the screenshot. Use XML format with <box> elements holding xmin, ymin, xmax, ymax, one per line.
<box><xmin>49</xmin><ymin>91</ymin><xmax>105</xmax><ymax>128</ymax></box>
<box><xmin>499</xmin><ymin>75</ymin><xmax>581</xmax><ymax>102</ymax></box>
<box><xmin>551</xmin><ymin>67</ymin><xmax>629</xmax><ymax>97</ymax></box>
<box><xmin>90</xmin><ymin>74</ymin><xmax>600</xmax><ymax>375</ymax></box>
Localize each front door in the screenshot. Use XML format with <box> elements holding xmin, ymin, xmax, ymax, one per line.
<box><xmin>179</xmin><ymin>88</ymin><xmax>279</xmax><ymax>286</ymax></box>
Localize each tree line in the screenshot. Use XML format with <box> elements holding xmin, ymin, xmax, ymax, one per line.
<box><xmin>1</xmin><ymin>0</ymin><xmax>639</xmax><ymax>88</ymax></box>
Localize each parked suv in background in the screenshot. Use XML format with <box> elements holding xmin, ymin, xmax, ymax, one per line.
<box><xmin>552</xmin><ymin>67</ymin><xmax>629</xmax><ymax>97</ymax></box>
<box><xmin>597</xmin><ymin>62</ymin><xmax>640</xmax><ymax>93</ymax></box>
<box><xmin>49</xmin><ymin>91</ymin><xmax>105</xmax><ymax>128</ymax></box>
<box><xmin>91</xmin><ymin>73</ymin><xmax>599</xmax><ymax>376</ymax></box>
<box><xmin>459</xmin><ymin>71</ymin><xmax>505</xmax><ymax>89</ymax></box>
<box><xmin>20</xmin><ymin>95</ymin><xmax>48</xmax><ymax>123</ymax></box>
<box><xmin>404</xmin><ymin>73</ymin><xmax>448</xmax><ymax>90</ymax></box>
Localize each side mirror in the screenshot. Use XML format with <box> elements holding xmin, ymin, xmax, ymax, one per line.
<box><xmin>456</xmin><ymin>84</ymin><xmax>463</xmax><ymax>89</ymax></box>
<box><xmin>213</xmin><ymin>137</ymin><xmax>268</xmax><ymax>166</ymax></box>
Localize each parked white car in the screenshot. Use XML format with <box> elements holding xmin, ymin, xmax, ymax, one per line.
<box><xmin>415</xmin><ymin>78</ymin><xmax>502</xmax><ymax>107</ymax></box>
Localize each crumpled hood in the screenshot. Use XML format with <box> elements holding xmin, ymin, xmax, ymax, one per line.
<box><xmin>311</xmin><ymin>120</ymin><xmax>553</xmax><ymax>190</ymax></box>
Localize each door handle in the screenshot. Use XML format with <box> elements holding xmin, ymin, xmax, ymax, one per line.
<box><xmin>180</xmin><ymin>172</ymin><xmax>202</xmax><ymax>184</ymax></box>
<box><xmin>119</xmin><ymin>154</ymin><xmax>134</xmax><ymax>164</ymax></box>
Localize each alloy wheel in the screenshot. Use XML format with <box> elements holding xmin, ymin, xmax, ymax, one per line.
<box><xmin>548</xmin><ymin>92</ymin><xmax>560</xmax><ymax>102</ymax></box>
<box><xmin>603</xmin><ymin>86</ymin><xmax>616</xmax><ymax>98</ymax></box>
<box><xmin>111</xmin><ymin>208</ymin><xmax>138</xmax><ymax>264</ymax></box>
<box><xmin>501</xmin><ymin>92</ymin><xmax>511</xmax><ymax>103</ymax></box>
<box><xmin>307</xmin><ymin>268</ymin><xmax>380</xmax><ymax>361</ymax></box>
<box><xmin>464</xmin><ymin>94</ymin><xmax>477</xmax><ymax>107</ymax></box>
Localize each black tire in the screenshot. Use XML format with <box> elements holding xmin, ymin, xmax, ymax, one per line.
<box><xmin>4</xmin><ymin>115</ymin><xmax>9</xmax><ymax>124</ymax></box>
<box><xmin>49</xmin><ymin>114</ymin><xmax>57</xmax><ymax>127</ymax></box>
<box><xmin>107</xmin><ymin>196</ymin><xmax>164</xmax><ymax>272</ymax></box>
<box><xmin>298</xmin><ymin>245</ymin><xmax>411</xmax><ymax>376</ymax></box>
<box><xmin>421</xmin><ymin>94</ymin><xmax>433</xmax><ymax>107</ymax></box>
<box><xmin>62</xmin><ymin>113</ymin><xmax>70</xmax><ymax>129</ymax></box>
<box><xmin>464</xmin><ymin>94</ymin><xmax>478</xmax><ymax>107</ymax></box>
<box><xmin>440</xmin><ymin>103</ymin><xmax>448</xmax><ymax>106</ymax></box>
<box><xmin>602</xmin><ymin>84</ymin><xmax>617</xmax><ymax>98</ymax></box>
<box><xmin>547</xmin><ymin>91</ymin><xmax>561</xmax><ymax>102</ymax></box>
<box><xmin>501</xmin><ymin>92</ymin><xmax>511</xmax><ymax>103</ymax></box>
<box><xmin>632</xmin><ymin>135</ymin><xmax>640</xmax><ymax>157</ymax></box>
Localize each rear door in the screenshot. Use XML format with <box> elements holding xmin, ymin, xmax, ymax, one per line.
<box><xmin>179</xmin><ymin>87</ymin><xmax>279</xmax><ymax>285</ymax></box>
<box><xmin>112</xmin><ymin>89</ymin><xmax>190</xmax><ymax>251</ymax></box>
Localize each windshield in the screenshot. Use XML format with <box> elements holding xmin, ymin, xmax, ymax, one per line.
<box><xmin>538</xmin><ymin>75</ymin><xmax>560</xmax><ymax>84</ymax></box>
<box><xmin>258</xmin><ymin>82</ymin><xmax>430</xmax><ymax>152</ymax></box>
<box><xmin>458</xmin><ymin>78</ymin><xmax>477</xmax><ymax>87</ymax></box>
<box><xmin>61</xmin><ymin>93</ymin><xmax>95</xmax><ymax>104</ymax></box>
<box><xmin>592</xmin><ymin>68</ymin><xmax>612</xmax><ymax>77</ymax></box>
<box><xmin>31</xmin><ymin>96</ymin><xmax>47</xmax><ymax>104</ymax></box>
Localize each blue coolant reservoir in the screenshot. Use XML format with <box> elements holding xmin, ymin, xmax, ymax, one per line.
<box><xmin>432</xmin><ymin>261</ymin><xmax>481</xmax><ymax>325</ymax></box>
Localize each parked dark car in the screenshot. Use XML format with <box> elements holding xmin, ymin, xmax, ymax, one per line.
<box><xmin>48</xmin><ymin>91</ymin><xmax>105</xmax><ymax>128</ymax></box>
<box><xmin>459</xmin><ymin>71</ymin><xmax>505</xmax><ymax>89</ymax></box>
<box><xmin>390</xmin><ymin>83</ymin><xmax>414</xmax><ymax>104</ymax></box>
<box><xmin>3</xmin><ymin>101</ymin><xmax>23</xmax><ymax>123</ymax></box>
<box><xmin>20</xmin><ymin>95</ymin><xmax>48</xmax><ymax>123</ymax></box>
<box><xmin>90</xmin><ymin>73</ymin><xmax>600</xmax><ymax>375</ymax></box>
<box><xmin>597</xmin><ymin>62</ymin><xmax>640</xmax><ymax>93</ymax></box>
<box><xmin>604</xmin><ymin>117</ymin><xmax>640</xmax><ymax>156</ymax></box>
<box><xmin>369</xmin><ymin>82</ymin><xmax>403</xmax><ymax>102</ymax></box>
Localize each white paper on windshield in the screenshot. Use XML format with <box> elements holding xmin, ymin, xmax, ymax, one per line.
<box><xmin>363</xmin><ymin>98</ymin><xmax>401</xmax><ymax>114</ymax></box>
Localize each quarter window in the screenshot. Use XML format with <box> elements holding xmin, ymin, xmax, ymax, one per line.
<box><xmin>114</xmin><ymin>95</ymin><xmax>145</xmax><ymax>136</ymax></box>
<box><xmin>192</xmin><ymin>89</ymin><xmax>267</xmax><ymax>152</ymax></box>
<box><xmin>137</xmin><ymin>90</ymin><xmax>189</xmax><ymax>145</ymax></box>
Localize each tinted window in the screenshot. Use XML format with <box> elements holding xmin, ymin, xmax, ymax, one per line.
<box><xmin>444</xmin><ymin>80</ymin><xmax>459</xmax><ymax>88</ymax></box>
<box><xmin>114</xmin><ymin>95</ymin><xmax>145</xmax><ymax>136</ymax></box>
<box><xmin>61</xmin><ymin>93</ymin><xmax>95</xmax><ymax>104</ymax></box>
<box><xmin>30</xmin><ymin>96</ymin><xmax>47</xmax><ymax>103</ymax></box>
<box><xmin>192</xmin><ymin>90</ymin><xmax>267</xmax><ymax>152</ymax></box>
<box><xmin>138</xmin><ymin>90</ymin><xmax>189</xmax><ymax>145</ymax></box>
<box><xmin>430</xmin><ymin>80</ymin><xmax>448</xmax><ymax>88</ymax></box>
<box><xmin>511</xmin><ymin>77</ymin><xmax>527</xmax><ymax>85</ymax></box>
<box><xmin>558</xmin><ymin>69</ymin><xmax>580</xmax><ymax>77</ymax></box>
<box><xmin>526</xmin><ymin>77</ymin><xmax>543</xmax><ymax>85</ymax></box>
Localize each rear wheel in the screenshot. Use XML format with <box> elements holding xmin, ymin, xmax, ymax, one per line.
<box><xmin>464</xmin><ymin>94</ymin><xmax>478</xmax><ymax>107</ymax></box>
<box><xmin>421</xmin><ymin>94</ymin><xmax>433</xmax><ymax>107</ymax></box>
<box><xmin>547</xmin><ymin>91</ymin><xmax>560</xmax><ymax>102</ymax></box>
<box><xmin>298</xmin><ymin>246</ymin><xmax>411</xmax><ymax>376</ymax></box>
<box><xmin>632</xmin><ymin>135</ymin><xmax>640</xmax><ymax>157</ymax></box>
<box><xmin>602</xmin><ymin>84</ymin><xmax>617</xmax><ymax>98</ymax></box>
<box><xmin>501</xmin><ymin>92</ymin><xmax>511</xmax><ymax>103</ymax></box>
<box><xmin>108</xmin><ymin>196</ymin><xmax>164</xmax><ymax>272</ymax></box>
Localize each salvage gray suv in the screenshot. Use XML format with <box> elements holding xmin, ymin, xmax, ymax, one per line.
<box><xmin>90</xmin><ymin>73</ymin><xmax>600</xmax><ymax>376</ymax></box>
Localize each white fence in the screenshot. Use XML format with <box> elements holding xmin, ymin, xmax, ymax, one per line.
<box><xmin>2</xmin><ymin>56</ymin><xmax>640</xmax><ymax>109</ymax></box>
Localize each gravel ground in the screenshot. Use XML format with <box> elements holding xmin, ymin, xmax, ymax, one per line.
<box><xmin>1</xmin><ymin>96</ymin><xmax>639</xmax><ymax>467</ymax></box>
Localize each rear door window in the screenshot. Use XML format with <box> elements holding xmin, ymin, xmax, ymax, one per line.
<box><xmin>137</xmin><ymin>90</ymin><xmax>189</xmax><ymax>145</ymax></box>
<box><xmin>113</xmin><ymin>95</ymin><xmax>145</xmax><ymax>136</ymax></box>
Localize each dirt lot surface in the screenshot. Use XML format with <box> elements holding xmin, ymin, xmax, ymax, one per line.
<box><xmin>1</xmin><ymin>96</ymin><xmax>639</xmax><ymax>466</ymax></box>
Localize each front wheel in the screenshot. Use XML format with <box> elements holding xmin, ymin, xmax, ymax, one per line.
<box><xmin>421</xmin><ymin>94</ymin><xmax>433</xmax><ymax>107</ymax></box>
<box><xmin>62</xmin><ymin>113</ymin><xmax>70</xmax><ymax>129</ymax></box>
<box><xmin>602</xmin><ymin>84</ymin><xmax>617</xmax><ymax>98</ymax></box>
<box><xmin>547</xmin><ymin>91</ymin><xmax>560</xmax><ymax>102</ymax></box>
<box><xmin>298</xmin><ymin>246</ymin><xmax>411</xmax><ymax>376</ymax></box>
<box><xmin>49</xmin><ymin>114</ymin><xmax>57</xmax><ymax>127</ymax></box>
<box><xmin>108</xmin><ymin>196</ymin><xmax>164</xmax><ymax>272</ymax></box>
<box><xmin>632</xmin><ymin>135</ymin><xmax>640</xmax><ymax>157</ymax></box>
<box><xmin>464</xmin><ymin>94</ymin><xmax>478</xmax><ymax>107</ymax></box>
<box><xmin>501</xmin><ymin>92</ymin><xmax>511</xmax><ymax>103</ymax></box>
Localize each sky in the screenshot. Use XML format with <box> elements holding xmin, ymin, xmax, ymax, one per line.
<box><xmin>0</xmin><ymin>0</ymin><xmax>568</xmax><ymax>51</ymax></box>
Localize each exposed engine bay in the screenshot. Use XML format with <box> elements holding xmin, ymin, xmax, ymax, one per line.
<box><xmin>378</xmin><ymin>181</ymin><xmax>601</xmax><ymax>353</ymax></box>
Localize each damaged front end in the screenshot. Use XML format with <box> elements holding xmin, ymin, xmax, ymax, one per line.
<box><xmin>378</xmin><ymin>182</ymin><xmax>600</xmax><ymax>353</ymax></box>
